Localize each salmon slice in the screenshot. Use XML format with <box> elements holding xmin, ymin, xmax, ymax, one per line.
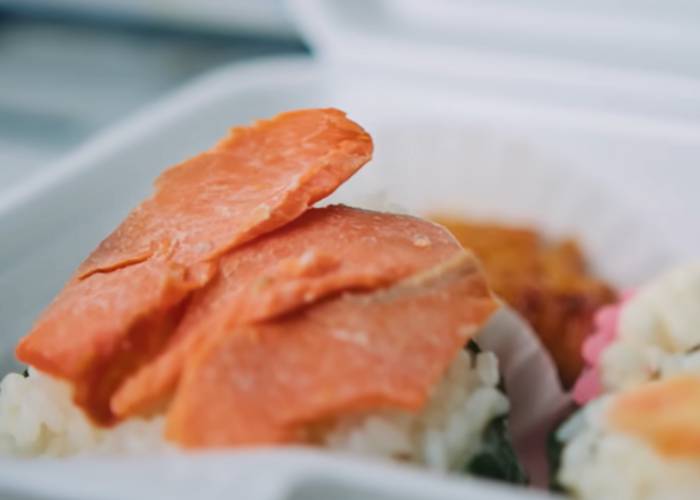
<box><xmin>165</xmin><ymin>252</ymin><xmax>498</xmax><ymax>448</ymax></box>
<box><xmin>77</xmin><ymin>108</ymin><xmax>372</xmax><ymax>279</ymax></box>
<box><xmin>609</xmin><ymin>374</ymin><xmax>700</xmax><ymax>458</ymax></box>
<box><xmin>16</xmin><ymin>108</ymin><xmax>372</xmax><ymax>423</ymax></box>
<box><xmin>15</xmin><ymin>258</ymin><xmax>212</xmax><ymax>424</ymax></box>
<box><xmin>111</xmin><ymin>205</ymin><xmax>463</xmax><ymax>417</ymax></box>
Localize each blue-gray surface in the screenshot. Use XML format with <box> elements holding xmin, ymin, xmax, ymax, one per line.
<box><xmin>0</xmin><ymin>8</ymin><xmax>307</xmax><ymax>195</ymax></box>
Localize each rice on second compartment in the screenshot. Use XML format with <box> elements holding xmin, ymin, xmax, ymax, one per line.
<box><xmin>555</xmin><ymin>263</ymin><xmax>700</xmax><ymax>500</ymax></box>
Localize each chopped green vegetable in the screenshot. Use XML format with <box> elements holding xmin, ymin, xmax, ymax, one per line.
<box><xmin>22</xmin><ymin>368</ymin><xmax>29</xmax><ymax>378</ymax></box>
<box><xmin>463</xmin><ymin>341</ymin><xmax>525</xmax><ymax>483</ymax></box>
<box><xmin>466</xmin><ymin>415</ymin><xmax>528</xmax><ymax>484</ymax></box>
<box><xmin>547</xmin><ymin>426</ymin><xmax>567</xmax><ymax>492</ymax></box>
<box><xmin>466</xmin><ymin>339</ymin><xmax>482</xmax><ymax>354</ymax></box>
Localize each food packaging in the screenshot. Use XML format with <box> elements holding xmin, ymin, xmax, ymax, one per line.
<box><xmin>1</xmin><ymin>1</ymin><xmax>699</xmax><ymax>498</ymax></box>
<box><xmin>1</xmin><ymin>57</ymin><xmax>698</xmax><ymax>499</ymax></box>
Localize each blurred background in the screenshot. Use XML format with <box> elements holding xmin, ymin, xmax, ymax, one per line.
<box><xmin>1</xmin><ymin>0</ymin><xmax>699</xmax><ymax>197</ymax></box>
<box><xmin>0</xmin><ymin>0</ymin><xmax>305</xmax><ymax>194</ymax></box>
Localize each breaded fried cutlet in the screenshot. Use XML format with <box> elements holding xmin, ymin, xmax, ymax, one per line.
<box><xmin>433</xmin><ymin>216</ymin><xmax>617</xmax><ymax>387</ymax></box>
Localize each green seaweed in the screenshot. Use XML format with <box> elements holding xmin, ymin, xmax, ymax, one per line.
<box><xmin>463</xmin><ymin>340</ymin><xmax>525</xmax><ymax>484</ymax></box>
<box><xmin>464</xmin><ymin>340</ymin><xmax>528</xmax><ymax>484</ymax></box>
<box><xmin>466</xmin><ymin>339</ymin><xmax>482</xmax><ymax>354</ymax></box>
<box><xmin>547</xmin><ymin>429</ymin><xmax>566</xmax><ymax>492</ymax></box>
<box><xmin>466</xmin><ymin>415</ymin><xmax>528</xmax><ymax>485</ymax></box>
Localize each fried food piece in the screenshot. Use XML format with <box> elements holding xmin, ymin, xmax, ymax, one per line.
<box><xmin>433</xmin><ymin>217</ymin><xmax>617</xmax><ymax>387</ymax></box>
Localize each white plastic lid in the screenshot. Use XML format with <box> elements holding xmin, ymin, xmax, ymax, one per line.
<box><xmin>290</xmin><ymin>0</ymin><xmax>700</xmax><ymax>123</ymax></box>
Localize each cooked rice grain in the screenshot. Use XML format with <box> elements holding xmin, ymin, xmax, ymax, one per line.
<box><xmin>559</xmin><ymin>398</ymin><xmax>700</xmax><ymax>500</ymax></box>
<box><xmin>1</xmin><ymin>350</ymin><xmax>507</xmax><ymax>470</ymax></box>
<box><xmin>0</xmin><ymin>370</ymin><xmax>167</xmax><ymax>457</ymax></box>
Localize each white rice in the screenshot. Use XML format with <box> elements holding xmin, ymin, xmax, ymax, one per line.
<box><xmin>558</xmin><ymin>397</ymin><xmax>700</xmax><ymax>500</ymax></box>
<box><xmin>600</xmin><ymin>263</ymin><xmax>700</xmax><ymax>393</ymax></box>
<box><xmin>0</xmin><ymin>350</ymin><xmax>508</xmax><ymax>471</ymax></box>
<box><xmin>558</xmin><ymin>263</ymin><xmax>700</xmax><ymax>500</ymax></box>
<box><xmin>322</xmin><ymin>350</ymin><xmax>508</xmax><ymax>471</ymax></box>
<box><xmin>0</xmin><ymin>369</ymin><xmax>167</xmax><ymax>458</ymax></box>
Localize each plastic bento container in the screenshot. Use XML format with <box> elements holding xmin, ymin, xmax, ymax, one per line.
<box><xmin>1</xmin><ymin>54</ymin><xmax>699</xmax><ymax>500</ymax></box>
<box><xmin>2</xmin><ymin>1</ymin><xmax>700</xmax><ymax>498</ymax></box>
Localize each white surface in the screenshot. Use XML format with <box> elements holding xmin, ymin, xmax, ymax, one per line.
<box><xmin>0</xmin><ymin>449</ymin><xmax>550</xmax><ymax>500</ymax></box>
<box><xmin>1</xmin><ymin>56</ymin><xmax>699</xmax><ymax>499</ymax></box>
<box><xmin>384</xmin><ymin>0</ymin><xmax>700</xmax><ymax>79</ymax></box>
<box><xmin>291</xmin><ymin>0</ymin><xmax>700</xmax><ymax>123</ymax></box>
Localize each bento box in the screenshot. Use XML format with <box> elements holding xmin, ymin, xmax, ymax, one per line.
<box><xmin>1</xmin><ymin>56</ymin><xmax>699</xmax><ymax>500</ymax></box>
